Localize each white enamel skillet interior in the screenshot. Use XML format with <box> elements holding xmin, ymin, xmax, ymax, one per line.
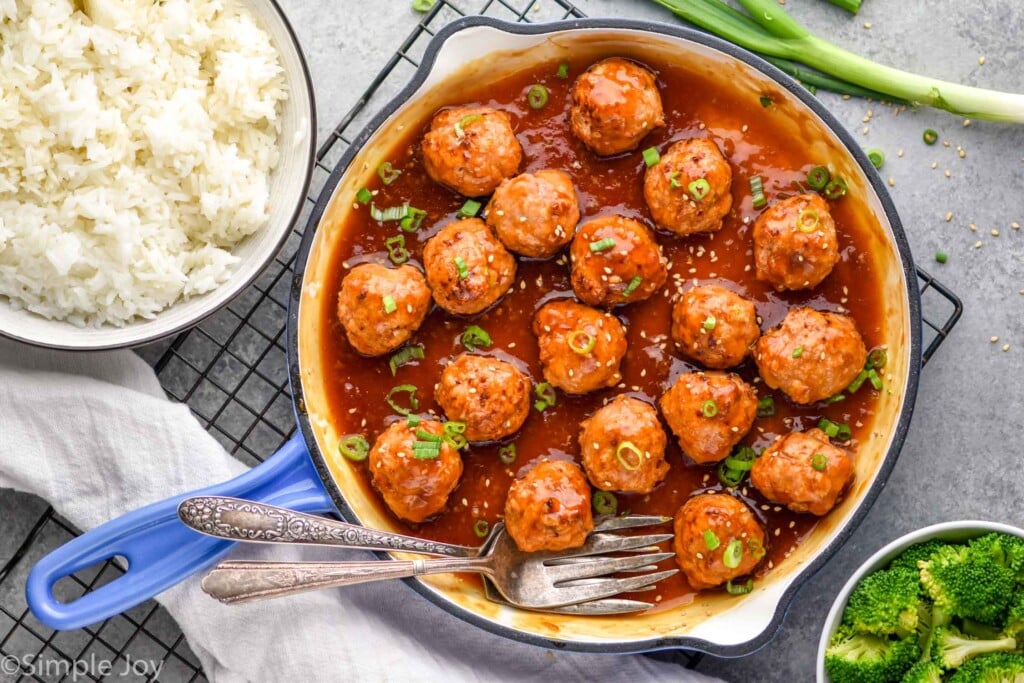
<box><xmin>289</xmin><ymin>17</ymin><xmax>923</xmax><ymax>656</ymax></box>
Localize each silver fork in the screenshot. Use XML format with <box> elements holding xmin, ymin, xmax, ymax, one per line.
<box><xmin>178</xmin><ymin>496</ymin><xmax>675</xmax><ymax>611</ymax></box>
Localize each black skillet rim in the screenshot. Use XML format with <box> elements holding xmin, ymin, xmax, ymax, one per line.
<box><xmin>287</xmin><ymin>15</ymin><xmax>923</xmax><ymax>657</ymax></box>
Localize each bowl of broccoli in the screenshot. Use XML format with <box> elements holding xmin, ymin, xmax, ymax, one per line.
<box><xmin>817</xmin><ymin>520</ymin><xmax>1024</xmax><ymax>682</ymax></box>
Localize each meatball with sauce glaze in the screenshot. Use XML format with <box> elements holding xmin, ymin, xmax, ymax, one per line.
<box><xmin>570</xmin><ymin>58</ymin><xmax>665</xmax><ymax>156</ymax></box>
<box><xmin>504</xmin><ymin>459</ymin><xmax>594</xmax><ymax>552</ymax></box>
<box><xmin>336</xmin><ymin>263</ymin><xmax>431</xmax><ymax>356</ymax></box>
<box><xmin>754</xmin><ymin>307</ymin><xmax>867</xmax><ymax>405</ymax></box>
<box><xmin>485</xmin><ymin>170</ymin><xmax>580</xmax><ymax>259</ymax></box>
<box><xmin>753</xmin><ymin>193</ymin><xmax>840</xmax><ymax>291</ymax></box>
<box><xmin>659</xmin><ymin>371</ymin><xmax>758</xmax><ymax>464</ymax></box>
<box><xmin>422</xmin><ymin>218</ymin><xmax>516</xmax><ymax>315</ymax></box>
<box><xmin>579</xmin><ymin>396</ymin><xmax>669</xmax><ymax>494</ymax></box>
<box><xmin>570</xmin><ymin>216</ymin><xmax>668</xmax><ymax>307</ymax></box>
<box><xmin>421</xmin><ymin>106</ymin><xmax>522</xmax><ymax>197</ymax></box>
<box><xmin>533</xmin><ymin>300</ymin><xmax>628</xmax><ymax>395</ymax></box>
<box><xmin>750</xmin><ymin>428</ymin><xmax>854</xmax><ymax>516</ymax></box>
<box><xmin>644</xmin><ymin>138</ymin><xmax>734</xmax><ymax>236</ymax></box>
<box><xmin>435</xmin><ymin>354</ymin><xmax>531</xmax><ymax>442</ymax></box>
<box><xmin>368</xmin><ymin>420</ymin><xmax>463</xmax><ymax>523</ymax></box>
<box><xmin>672</xmin><ymin>284</ymin><xmax>760</xmax><ymax>370</ymax></box>
<box><xmin>674</xmin><ymin>493</ymin><xmax>766</xmax><ymax>590</ymax></box>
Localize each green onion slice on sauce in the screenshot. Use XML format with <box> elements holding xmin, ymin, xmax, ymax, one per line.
<box><xmin>756</xmin><ymin>395</ymin><xmax>775</xmax><ymax>417</ymax></box>
<box><xmin>534</xmin><ymin>382</ymin><xmax>556</xmax><ymax>412</ymax></box>
<box><xmin>377</xmin><ymin>162</ymin><xmax>401</xmax><ymax>185</ymax></box>
<box><xmin>722</xmin><ymin>539</ymin><xmax>744</xmax><ymax>569</ymax></box>
<box><xmin>457</xmin><ymin>199</ymin><xmax>481</xmax><ymax>218</ymax></box>
<box><xmin>454</xmin><ymin>256</ymin><xmax>469</xmax><ymax>280</ymax></box>
<box><xmin>386</xmin><ymin>384</ymin><xmax>419</xmax><ymax>416</ymax></box>
<box><xmin>567</xmin><ymin>329</ymin><xmax>596</xmax><ymax>355</ymax></box>
<box><xmin>806</xmin><ymin>166</ymin><xmax>830</xmax><ymax>191</ymax></box>
<box><xmin>791</xmin><ymin>346</ymin><xmax>804</xmax><ymax>359</ymax></box>
<box><xmin>385</xmin><ymin>235</ymin><xmax>410</xmax><ymax>265</ymax></box>
<box><xmin>338</xmin><ymin>435</ymin><xmax>369</xmax><ymax>462</ymax></box>
<box><xmin>461</xmin><ymin>325</ymin><xmax>492</xmax><ymax>352</ymax></box>
<box><xmin>797</xmin><ymin>209</ymin><xmax>819</xmax><ymax>233</ymax></box>
<box><xmin>615</xmin><ymin>441</ymin><xmax>643</xmax><ymax>471</ymax></box>
<box><xmin>498</xmin><ymin>443</ymin><xmax>517</xmax><ymax>465</ymax></box>
<box><xmin>356</xmin><ymin>187</ymin><xmax>372</xmax><ymax>204</ymax></box>
<box><xmin>703</xmin><ymin>530</ymin><xmax>721</xmax><ymax>551</ymax></box>
<box><xmin>388</xmin><ymin>345</ymin><xmax>424</xmax><ymax>375</ymax></box>
<box><xmin>382</xmin><ymin>295</ymin><xmax>397</xmax><ymax>314</ymax></box>
<box><xmin>726</xmin><ymin>579</ymin><xmax>754</xmax><ymax>595</ymax></box>
<box><xmin>750</xmin><ymin>175</ymin><xmax>767</xmax><ymax>209</ymax></box>
<box><xmin>688</xmin><ymin>178</ymin><xmax>711</xmax><ymax>201</ymax></box>
<box><xmin>592</xmin><ymin>490</ymin><xmax>618</xmax><ymax>515</ymax></box>
<box><xmin>454</xmin><ymin>114</ymin><xmax>482</xmax><ymax>138</ymax></box>
<box><xmin>589</xmin><ymin>237</ymin><xmax>616</xmax><ymax>253</ymax></box>
<box><xmin>642</xmin><ymin>146</ymin><xmax>660</xmax><ymax>167</ymax></box>
<box><xmin>811</xmin><ymin>452</ymin><xmax>829</xmax><ymax>471</ymax></box>
<box><xmin>703</xmin><ymin>314</ymin><xmax>717</xmax><ymax>331</ymax></box>
<box><xmin>556</xmin><ymin>61</ymin><xmax>570</xmax><ymax>79</ymax></box>
<box><xmin>623</xmin><ymin>275</ymin><xmax>643</xmax><ymax>297</ymax></box>
<box><xmin>824</xmin><ymin>176</ymin><xmax>849</xmax><ymax>200</ymax></box>
<box><xmin>473</xmin><ymin>519</ymin><xmax>490</xmax><ymax>538</ymax></box>
<box><xmin>701</xmin><ymin>399</ymin><xmax>719</xmax><ymax>418</ymax></box>
<box><xmin>443</xmin><ymin>421</ymin><xmax>468</xmax><ymax>450</ymax></box>
<box><xmin>867</xmin><ymin>348</ymin><xmax>888</xmax><ymax>369</ymax></box>
<box><xmin>527</xmin><ymin>84</ymin><xmax>549</xmax><ymax>109</ymax></box>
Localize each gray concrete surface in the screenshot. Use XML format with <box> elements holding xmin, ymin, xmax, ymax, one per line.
<box><xmin>2</xmin><ymin>0</ymin><xmax>1023</xmax><ymax>680</ymax></box>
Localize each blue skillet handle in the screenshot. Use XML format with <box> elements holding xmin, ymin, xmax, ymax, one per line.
<box><xmin>26</xmin><ymin>431</ymin><xmax>333</xmax><ymax>631</ymax></box>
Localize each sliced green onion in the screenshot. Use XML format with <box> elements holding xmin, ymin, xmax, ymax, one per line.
<box><xmin>806</xmin><ymin>166</ymin><xmax>831</xmax><ymax>191</ymax></box>
<box><xmin>382</xmin><ymin>295</ymin><xmax>397</xmax><ymax>314</ymax></box>
<box><xmin>386</xmin><ymin>384</ymin><xmax>419</xmax><ymax>416</ymax></box>
<box><xmin>722</xmin><ymin>539</ymin><xmax>744</xmax><ymax>569</ymax></box>
<box><xmin>377</xmin><ymin>162</ymin><xmax>401</xmax><ymax>185</ymax></box>
<box><xmin>824</xmin><ymin>394</ymin><xmax>846</xmax><ymax>404</ymax></box>
<box><xmin>824</xmin><ymin>177</ymin><xmax>849</xmax><ymax>200</ymax></box>
<box><xmin>457</xmin><ymin>199</ymin><xmax>481</xmax><ymax>218</ymax></box>
<box><xmin>623</xmin><ymin>275</ymin><xmax>643</xmax><ymax>297</ymax></box>
<box><xmin>866</xmin><ymin>148</ymin><xmax>885</xmax><ymax>169</ymax></box>
<box><xmin>615</xmin><ymin>441</ymin><xmax>643</xmax><ymax>471</ymax></box>
<box><xmin>473</xmin><ymin>519</ymin><xmax>490</xmax><ymax>538</ymax></box>
<box><xmin>385</xmin><ymin>235</ymin><xmax>410</xmax><ymax>265</ymax></box>
<box><xmin>534</xmin><ymin>382</ymin><xmax>556</xmax><ymax>412</ymax></box>
<box><xmin>811</xmin><ymin>452</ymin><xmax>828</xmax><ymax>471</ymax></box>
<box><xmin>415</xmin><ymin>429</ymin><xmax>442</xmax><ymax>442</ymax></box>
<box><xmin>412</xmin><ymin>440</ymin><xmax>442</xmax><ymax>460</ymax></box>
<box><xmin>923</xmin><ymin>128</ymin><xmax>939</xmax><ymax>145</ymax></box>
<box><xmin>688</xmin><ymin>178</ymin><xmax>711</xmax><ymax>201</ymax></box>
<box><xmin>454</xmin><ymin>114</ymin><xmax>482</xmax><ymax>138</ymax></box>
<box><xmin>589</xmin><ymin>238</ymin><xmax>616</xmax><ymax>253</ymax></box>
<box><xmin>556</xmin><ymin>61</ymin><xmax>570</xmax><ymax>79</ymax></box>
<box><xmin>935</xmin><ymin>250</ymin><xmax>948</xmax><ymax>264</ymax></box>
<box><xmin>791</xmin><ymin>346</ymin><xmax>804</xmax><ymax>359</ymax></box>
<box><xmin>750</xmin><ymin>175</ymin><xmax>767</xmax><ymax>209</ymax></box>
<box><xmin>454</xmin><ymin>256</ymin><xmax>469</xmax><ymax>280</ymax></box>
<box><xmin>527</xmin><ymin>84</ymin><xmax>549</xmax><ymax>109</ymax></box>
<box><xmin>797</xmin><ymin>209</ymin><xmax>819</xmax><ymax>233</ymax></box>
<box><xmin>818</xmin><ymin>418</ymin><xmax>852</xmax><ymax>441</ymax></box>
<box><xmin>756</xmin><ymin>396</ymin><xmax>775</xmax><ymax>418</ymax></box>
<box><xmin>748</xmin><ymin>538</ymin><xmax>766</xmax><ymax>559</ymax></box>
<box><xmin>703</xmin><ymin>314</ymin><xmax>717</xmax><ymax>331</ymax></box>
<box><xmin>847</xmin><ymin>369</ymin><xmax>869</xmax><ymax>393</ymax></box>
<box><xmin>642</xmin><ymin>146</ymin><xmax>660</xmax><ymax>167</ymax></box>
<box><xmin>411</xmin><ymin>0</ymin><xmax>435</xmax><ymax>12</ymax></box>
<box><xmin>703</xmin><ymin>530</ymin><xmax>721</xmax><ymax>551</ymax></box>
<box><xmin>592</xmin><ymin>490</ymin><xmax>618</xmax><ymax>515</ymax></box>
<box><xmin>567</xmin><ymin>330</ymin><xmax>596</xmax><ymax>355</ymax></box>
<box><xmin>726</xmin><ymin>579</ymin><xmax>754</xmax><ymax>595</ymax></box>
<box><xmin>356</xmin><ymin>187</ymin><xmax>372</xmax><ymax>204</ymax></box>
<box><xmin>759</xmin><ymin>95</ymin><xmax>773</xmax><ymax>108</ymax></box>
<box><xmin>498</xmin><ymin>443</ymin><xmax>517</xmax><ymax>465</ymax></box>
<box><xmin>371</xmin><ymin>204</ymin><xmax>406</xmax><ymax>223</ymax></box>
<box><xmin>339</xmin><ymin>435</ymin><xmax>369</xmax><ymax>462</ymax></box>
<box><xmin>866</xmin><ymin>368</ymin><xmax>883</xmax><ymax>391</ymax></box>
<box><xmin>406</xmin><ymin>414</ymin><xmax>421</xmax><ymax>427</ymax></box>
<box><xmin>388</xmin><ymin>345</ymin><xmax>424</xmax><ymax>375</ymax></box>
<box><xmin>717</xmin><ymin>460</ymin><xmax>746</xmax><ymax>487</ymax></box>
<box><xmin>701</xmin><ymin>399</ymin><xmax>719</xmax><ymax>418</ymax></box>
<box><xmin>400</xmin><ymin>207</ymin><xmax>427</xmax><ymax>233</ymax></box>
<box><xmin>461</xmin><ymin>325</ymin><xmax>492</xmax><ymax>352</ymax></box>
<box><xmin>443</xmin><ymin>421</ymin><xmax>468</xmax><ymax>450</ymax></box>
<box><xmin>669</xmin><ymin>171</ymin><xmax>682</xmax><ymax>189</ymax></box>
<box><xmin>724</xmin><ymin>447</ymin><xmax>757</xmax><ymax>472</ymax></box>
<box><xmin>867</xmin><ymin>348</ymin><xmax>888</xmax><ymax>369</ymax></box>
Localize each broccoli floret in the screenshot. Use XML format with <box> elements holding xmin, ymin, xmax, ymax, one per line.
<box><xmin>969</xmin><ymin>533</ymin><xmax>1024</xmax><ymax>581</ymax></box>
<box><xmin>930</xmin><ymin>625</ymin><xmax>1017</xmax><ymax>670</ymax></box>
<box><xmin>947</xmin><ymin>653</ymin><xmax>1024</xmax><ymax>682</ymax></box>
<box><xmin>1004</xmin><ymin>590</ymin><xmax>1024</xmax><ymax>641</ymax></box>
<box><xmin>920</xmin><ymin>544</ymin><xmax>1017</xmax><ymax>625</ymax></box>
<box><xmin>825</xmin><ymin>632</ymin><xmax>920</xmax><ymax>683</ymax></box>
<box><xmin>890</xmin><ymin>539</ymin><xmax>949</xmax><ymax>572</ymax></box>
<box><xmin>900</xmin><ymin>661</ymin><xmax>943</xmax><ymax>683</ymax></box>
<box><xmin>843</xmin><ymin>567</ymin><xmax>923</xmax><ymax>637</ymax></box>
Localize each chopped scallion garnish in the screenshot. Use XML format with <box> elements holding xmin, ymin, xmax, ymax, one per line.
<box><xmin>592</xmin><ymin>490</ymin><xmax>617</xmax><ymax>515</ymax></box>
<box><xmin>556</xmin><ymin>61</ymin><xmax>570</xmax><ymax>79</ymax></box>
<box><xmin>669</xmin><ymin>171</ymin><xmax>682</xmax><ymax>189</ymax></box>
<box><xmin>818</xmin><ymin>418</ymin><xmax>852</xmax><ymax>441</ymax></box>
<box><xmin>750</xmin><ymin>175</ymin><xmax>767</xmax><ymax>209</ymax></box>
<box><xmin>457</xmin><ymin>199</ymin><xmax>481</xmax><ymax>218</ymax></box>
<box><xmin>382</xmin><ymin>295</ymin><xmax>397</xmax><ymax>314</ymax></box>
<box><xmin>792</xmin><ymin>346</ymin><xmax>804</xmax><ymax>358</ymax></box>
<box><xmin>703</xmin><ymin>314</ymin><xmax>717</xmax><ymax>331</ymax></box>
<box><xmin>589</xmin><ymin>238</ymin><xmax>616</xmax><ymax>253</ymax></box>
<box><xmin>412</xmin><ymin>440</ymin><xmax>442</xmax><ymax>460</ymax></box>
<box><xmin>377</xmin><ymin>161</ymin><xmax>402</xmax><ymax>185</ymax></box>
<box><xmin>756</xmin><ymin>396</ymin><xmax>775</xmax><ymax>417</ymax></box>
<box><xmin>867</xmin><ymin>348</ymin><xmax>888</xmax><ymax>369</ymax></box>
<box><xmin>811</xmin><ymin>452</ymin><xmax>829</xmax><ymax>471</ymax></box>
<box><xmin>498</xmin><ymin>443</ymin><xmax>517</xmax><ymax>465</ymax></box>
<box><xmin>454</xmin><ymin>114</ymin><xmax>482</xmax><ymax>138</ymax></box>
<box><xmin>726</xmin><ymin>579</ymin><xmax>754</xmax><ymax>595</ymax></box>
<box><xmin>356</xmin><ymin>187</ymin><xmax>372</xmax><ymax>204</ymax></box>
<box><xmin>759</xmin><ymin>95</ymin><xmax>773</xmax><ymax>108</ymax></box>
<box><xmin>339</xmin><ymin>435</ymin><xmax>370</xmax><ymax>462</ymax></box>
<box><xmin>534</xmin><ymin>382</ymin><xmax>556</xmax><ymax>412</ymax></box>
<box><xmin>454</xmin><ymin>256</ymin><xmax>469</xmax><ymax>280</ymax></box>
<box><xmin>385</xmin><ymin>384</ymin><xmax>419</xmax><ymax>416</ymax></box>
<box><xmin>688</xmin><ymin>177</ymin><xmax>711</xmax><ymax>201</ymax></box>
<box><xmin>461</xmin><ymin>325</ymin><xmax>492</xmax><ymax>352</ymax></box>
<box><xmin>935</xmin><ymin>250</ymin><xmax>948</xmax><ymax>264</ymax></box>
<box><xmin>824</xmin><ymin>177</ymin><xmax>849</xmax><ymax>200</ymax></box>
<box><xmin>798</xmin><ymin>208</ymin><xmax>819</xmax><ymax>233</ymax></box>
<box><xmin>406</xmin><ymin>414</ymin><xmax>421</xmax><ymax>427</ymax></box>
<box><xmin>866</xmin><ymin>148</ymin><xmax>885</xmax><ymax>169</ymax></box>
<box><xmin>385</xmin><ymin>235</ymin><xmax>410</xmax><ymax>265</ymax></box>
<box><xmin>615</xmin><ymin>441</ymin><xmax>642</xmax><ymax>471</ymax></box>
<box><xmin>701</xmin><ymin>399</ymin><xmax>719</xmax><ymax>418</ymax></box>
<box><xmin>388</xmin><ymin>345</ymin><xmax>424</xmax><ymax>375</ymax></box>
<box><xmin>411</xmin><ymin>0</ymin><xmax>436</xmax><ymax>12</ymax></box>
<box><xmin>704</xmin><ymin>530</ymin><xmax>721</xmax><ymax>551</ymax></box>
<box><xmin>527</xmin><ymin>84</ymin><xmax>549</xmax><ymax>109</ymax></box>
<box><xmin>642</xmin><ymin>146</ymin><xmax>661</xmax><ymax>167</ymax></box>
<box><xmin>623</xmin><ymin>275</ymin><xmax>643</xmax><ymax>297</ymax></box>
<box><xmin>400</xmin><ymin>207</ymin><xmax>427</xmax><ymax>232</ymax></box>
<box><xmin>806</xmin><ymin>166</ymin><xmax>831</xmax><ymax>191</ymax></box>
<box><xmin>473</xmin><ymin>519</ymin><xmax>490</xmax><ymax>538</ymax></box>
<box><xmin>722</xmin><ymin>539</ymin><xmax>744</xmax><ymax>569</ymax></box>
<box><xmin>923</xmin><ymin>128</ymin><xmax>939</xmax><ymax>145</ymax></box>
<box><xmin>415</xmin><ymin>428</ymin><xmax>443</xmax><ymax>443</ymax></box>
<box><xmin>567</xmin><ymin>329</ymin><xmax>596</xmax><ymax>355</ymax></box>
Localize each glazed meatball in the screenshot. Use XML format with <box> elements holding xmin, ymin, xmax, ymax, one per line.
<box><xmin>368</xmin><ymin>420</ymin><xmax>463</xmax><ymax>523</ymax></box>
<box><xmin>435</xmin><ymin>354</ymin><xmax>531</xmax><ymax>442</ymax></box>
<box><xmin>421</xmin><ymin>106</ymin><xmax>522</xmax><ymax>197</ymax></box>
<box><xmin>578</xmin><ymin>396</ymin><xmax>669</xmax><ymax>494</ymax></box>
<box><xmin>336</xmin><ymin>263</ymin><xmax>431</xmax><ymax>356</ymax></box>
<box><xmin>504</xmin><ymin>459</ymin><xmax>594</xmax><ymax>552</ymax></box>
<box><xmin>753</xmin><ymin>193</ymin><xmax>840</xmax><ymax>291</ymax></box>
<box><xmin>750</xmin><ymin>429</ymin><xmax>854</xmax><ymax>516</ymax></box>
<box><xmin>570</xmin><ymin>57</ymin><xmax>665</xmax><ymax>156</ymax></box>
<box><xmin>570</xmin><ymin>216</ymin><xmax>667</xmax><ymax>307</ymax></box>
<box><xmin>533</xmin><ymin>300</ymin><xmax>628</xmax><ymax>395</ymax></box>
<box><xmin>754</xmin><ymin>307</ymin><xmax>867</xmax><ymax>404</ymax></box>
<box><xmin>644</xmin><ymin>138</ymin><xmax>733</xmax><ymax>236</ymax></box>
<box><xmin>673</xmin><ymin>493</ymin><xmax>766</xmax><ymax>590</ymax></box>
<box><xmin>485</xmin><ymin>170</ymin><xmax>580</xmax><ymax>258</ymax></box>
<box><xmin>671</xmin><ymin>284</ymin><xmax>760</xmax><ymax>369</ymax></box>
<box><xmin>659</xmin><ymin>371</ymin><xmax>757</xmax><ymax>464</ymax></box>
<box><xmin>422</xmin><ymin>218</ymin><xmax>516</xmax><ymax>315</ymax></box>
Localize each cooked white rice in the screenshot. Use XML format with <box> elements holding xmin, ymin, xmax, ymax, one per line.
<box><xmin>0</xmin><ymin>0</ymin><xmax>287</xmax><ymax>326</ymax></box>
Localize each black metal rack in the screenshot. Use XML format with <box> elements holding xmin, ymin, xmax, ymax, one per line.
<box><xmin>0</xmin><ymin>0</ymin><xmax>962</xmax><ymax>680</ymax></box>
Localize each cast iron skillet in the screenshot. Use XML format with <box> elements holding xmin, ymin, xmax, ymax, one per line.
<box><xmin>26</xmin><ymin>16</ymin><xmax>921</xmax><ymax>656</ymax></box>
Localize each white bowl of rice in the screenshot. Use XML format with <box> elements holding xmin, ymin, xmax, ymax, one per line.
<box><xmin>0</xmin><ymin>0</ymin><xmax>315</xmax><ymax>349</ymax></box>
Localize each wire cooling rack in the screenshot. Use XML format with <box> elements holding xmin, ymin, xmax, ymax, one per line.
<box><xmin>0</xmin><ymin>0</ymin><xmax>963</xmax><ymax>680</ymax></box>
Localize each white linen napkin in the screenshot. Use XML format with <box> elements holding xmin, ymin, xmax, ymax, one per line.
<box><xmin>0</xmin><ymin>338</ymin><xmax>723</xmax><ymax>683</ymax></box>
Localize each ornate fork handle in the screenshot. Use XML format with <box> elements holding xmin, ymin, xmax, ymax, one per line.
<box><xmin>177</xmin><ymin>496</ymin><xmax>477</xmax><ymax>558</ymax></box>
<box><xmin>201</xmin><ymin>558</ymin><xmax>492</xmax><ymax>604</ymax></box>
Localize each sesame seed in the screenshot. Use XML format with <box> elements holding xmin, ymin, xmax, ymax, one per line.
<box><xmin>992</xmin><ymin>229</ymin><xmax>1000</xmax><ymax>237</ymax></box>
<box><xmin>979</xmin><ymin>56</ymin><xmax>986</xmax><ymax>65</ymax></box>
<box><xmin>1004</xmin><ymin>344</ymin><xmax>1011</xmax><ymax>352</ymax></box>
<box><xmin>945</xmin><ymin>212</ymin><xmax>953</xmax><ymax>222</ymax></box>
